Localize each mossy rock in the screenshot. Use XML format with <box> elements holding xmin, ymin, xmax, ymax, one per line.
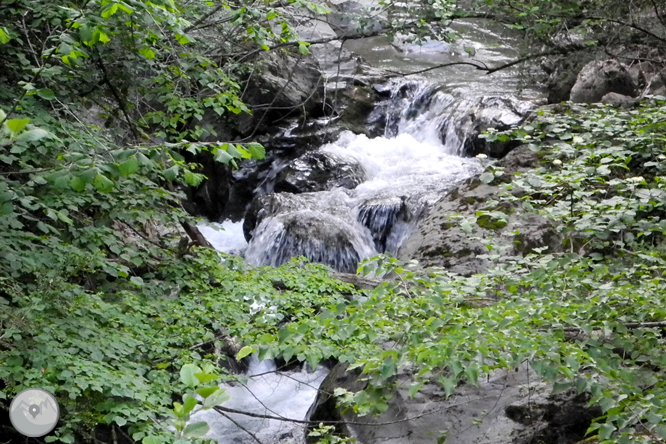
<box><xmin>476</xmin><ymin>214</ymin><xmax>509</xmax><ymax>230</ymax></box>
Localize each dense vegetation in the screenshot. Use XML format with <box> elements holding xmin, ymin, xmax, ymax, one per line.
<box><xmin>1</xmin><ymin>0</ymin><xmax>666</xmax><ymax>443</ymax></box>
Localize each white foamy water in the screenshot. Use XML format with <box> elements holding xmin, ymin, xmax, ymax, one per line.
<box><xmin>192</xmin><ymin>356</ymin><xmax>328</xmax><ymax>444</ymax></box>
<box><xmin>198</xmin><ymin>220</ymin><xmax>248</xmax><ymax>255</ymax></box>
<box><xmin>322</xmin><ymin>130</ymin><xmax>482</xmax><ymax>207</ymax></box>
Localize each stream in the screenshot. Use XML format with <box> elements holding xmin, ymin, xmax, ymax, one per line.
<box><xmin>197</xmin><ymin>21</ymin><xmax>542</xmax><ymax>444</ymax></box>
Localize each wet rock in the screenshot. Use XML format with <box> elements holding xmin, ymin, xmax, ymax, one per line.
<box><xmin>242</xmin><ymin>190</ymin><xmax>376</xmax><ymax>272</ymax></box>
<box><xmin>244</xmin><ymin>211</ymin><xmax>374</xmax><ymax>272</ymax></box>
<box><xmin>181</xmin><ymin>151</ymin><xmax>232</xmax><ymax>221</ymax></box>
<box><xmin>453</xmin><ymin>96</ymin><xmax>532</xmax><ymax>158</ymax></box>
<box><xmin>275</xmin><ymin>151</ymin><xmax>367</xmax><ymax>194</ymax></box>
<box><xmin>243</xmin><ymin>190</ymin><xmax>356</xmax><ymax>241</ymax></box>
<box><xmin>307</xmin><ymin>363</ymin><xmax>600</xmax><ymax>444</ymax></box>
<box><xmin>542</xmin><ymin>54</ymin><xmax>593</xmax><ymax>104</ymax></box>
<box><xmin>647</xmin><ymin>68</ymin><xmax>666</xmax><ymax>96</ymax></box>
<box><xmin>398</xmin><ymin>145</ymin><xmax>561</xmax><ymax>275</ymax></box>
<box><xmin>601</xmin><ymin>92</ymin><xmax>640</xmax><ymax>108</ymax></box>
<box><xmin>570</xmin><ymin>60</ymin><xmax>637</xmax><ymax>104</ymax></box>
<box><xmin>236</xmin><ymin>52</ymin><xmax>326</xmax><ymax>135</ymax></box>
<box><xmin>356</xmin><ymin>196</ymin><xmax>410</xmax><ymax>253</ymax></box>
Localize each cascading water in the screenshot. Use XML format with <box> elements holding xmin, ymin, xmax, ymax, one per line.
<box><xmin>201</xmin><ymin>78</ymin><xmax>532</xmax><ymax>271</ymax></box>
<box><xmin>191</xmin><ymin>357</ymin><xmax>328</xmax><ymax>444</ymax></box>
<box><xmin>196</xmin><ymin>21</ymin><xmax>539</xmax><ymax>442</ymax></box>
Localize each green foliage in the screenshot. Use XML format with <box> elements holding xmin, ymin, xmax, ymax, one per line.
<box><xmin>229</xmin><ymin>99</ymin><xmax>666</xmax><ymax>443</ymax></box>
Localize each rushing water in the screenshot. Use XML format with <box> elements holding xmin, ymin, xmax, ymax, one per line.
<box><xmin>191</xmin><ymin>357</ymin><xmax>328</xmax><ymax>444</ymax></box>
<box><xmin>195</xmin><ymin>20</ymin><xmax>540</xmax><ymax>444</ymax></box>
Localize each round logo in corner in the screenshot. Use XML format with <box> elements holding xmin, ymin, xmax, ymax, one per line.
<box><xmin>9</xmin><ymin>388</ymin><xmax>60</xmax><ymax>437</ymax></box>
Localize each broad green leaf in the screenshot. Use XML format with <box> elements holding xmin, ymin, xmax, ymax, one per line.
<box><xmin>15</xmin><ymin>128</ymin><xmax>49</xmax><ymax>143</ymax></box>
<box><xmin>183</xmin><ymin>421</ymin><xmax>209</xmax><ymax>438</ymax></box>
<box><xmin>93</xmin><ymin>173</ymin><xmax>114</xmax><ymax>193</ymax></box>
<box><xmin>142</xmin><ymin>437</ymin><xmax>163</xmax><ymax>444</ymax></box>
<box><xmin>479</xmin><ymin>172</ymin><xmax>494</xmax><ymax>184</ymax></box>
<box><xmin>598</xmin><ymin>423</ymin><xmax>616</xmax><ymax>440</ymax></box>
<box><xmin>214</xmin><ymin>148</ymin><xmax>234</xmax><ymax>164</ymax></box>
<box><xmin>0</xmin><ymin>27</ymin><xmax>10</xmax><ymax>44</ymax></box>
<box><xmin>130</xmin><ymin>276</ymin><xmax>143</xmax><ymax>286</ymax></box>
<box><xmin>139</xmin><ymin>47</ymin><xmax>155</xmax><ymax>59</ymax></box>
<box><xmin>184</xmin><ymin>170</ymin><xmax>204</xmax><ymax>187</ymax></box>
<box><xmin>247</xmin><ymin>143</ymin><xmax>265</xmax><ymax>160</ymax></box>
<box><xmin>37</xmin><ymin>89</ymin><xmax>56</xmax><ymax>100</ymax></box>
<box><xmin>196</xmin><ymin>386</ymin><xmax>219</xmax><ymax>399</ymax></box>
<box><xmin>180</xmin><ymin>364</ymin><xmax>202</xmax><ymax>388</ymax></box>
<box><xmin>194</xmin><ymin>373</ymin><xmax>219</xmax><ymax>383</ymax></box>
<box><xmin>6</xmin><ymin>118</ymin><xmax>30</xmax><ymax>134</ymax></box>
<box><xmin>183</xmin><ymin>395</ymin><xmax>198</xmax><ymax>415</ymax></box>
<box><xmin>202</xmin><ymin>388</ymin><xmax>230</xmax><ymax>409</ymax></box>
<box><xmin>237</xmin><ymin>345</ymin><xmax>255</xmax><ymax>360</ymax></box>
<box><xmin>119</xmin><ymin>156</ymin><xmax>139</xmax><ymax>177</ymax></box>
<box><xmin>163</xmin><ymin>165</ymin><xmax>179</xmax><ymax>181</ymax></box>
<box><xmin>70</xmin><ymin>175</ymin><xmax>87</xmax><ymax>192</ymax></box>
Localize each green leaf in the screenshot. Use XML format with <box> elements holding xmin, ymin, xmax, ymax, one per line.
<box><xmin>194</xmin><ymin>373</ymin><xmax>219</xmax><ymax>383</ymax></box>
<box><xmin>183</xmin><ymin>421</ymin><xmax>209</xmax><ymax>438</ymax></box>
<box><xmin>119</xmin><ymin>156</ymin><xmax>139</xmax><ymax>177</ymax></box>
<box><xmin>139</xmin><ymin>46</ymin><xmax>156</xmax><ymax>59</ymax></box>
<box><xmin>214</xmin><ymin>148</ymin><xmax>234</xmax><ymax>164</ymax></box>
<box><xmin>15</xmin><ymin>128</ymin><xmax>49</xmax><ymax>143</ymax></box>
<box><xmin>0</xmin><ymin>201</ymin><xmax>13</xmax><ymax>216</ymax></box>
<box><xmin>37</xmin><ymin>89</ymin><xmax>56</xmax><ymax>100</ymax></box>
<box><xmin>130</xmin><ymin>276</ymin><xmax>143</xmax><ymax>286</ymax></box>
<box><xmin>479</xmin><ymin>172</ymin><xmax>494</xmax><ymax>184</ymax></box>
<box><xmin>184</xmin><ymin>170</ymin><xmax>204</xmax><ymax>187</ymax></box>
<box><xmin>246</xmin><ymin>143</ymin><xmax>266</xmax><ymax>160</ymax></box>
<box><xmin>202</xmin><ymin>388</ymin><xmax>230</xmax><ymax>409</ymax></box>
<box><xmin>298</xmin><ymin>43</ymin><xmax>310</xmax><ymax>55</ymax></box>
<box><xmin>142</xmin><ymin>437</ymin><xmax>163</xmax><ymax>444</ymax></box>
<box><xmin>237</xmin><ymin>345</ymin><xmax>255</xmax><ymax>360</ymax></box>
<box><xmin>163</xmin><ymin>165</ymin><xmax>179</xmax><ymax>181</ymax></box>
<box><xmin>6</xmin><ymin>118</ymin><xmax>30</xmax><ymax>134</ymax></box>
<box><xmin>93</xmin><ymin>173</ymin><xmax>114</xmax><ymax>193</ymax></box>
<box><xmin>0</xmin><ymin>27</ymin><xmax>11</xmax><ymax>44</ymax></box>
<box><xmin>409</xmin><ymin>381</ymin><xmax>424</xmax><ymax>398</ymax></box>
<box><xmin>180</xmin><ymin>364</ymin><xmax>202</xmax><ymax>388</ymax></box>
<box><xmin>196</xmin><ymin>386</ymin><xmax>219</xmax><ymax>399</ymax></box>
<box><xmin>598</xmin><ymin>423</ymin><xmax>616</xmax><ymax>440</ymax></box>
<box><xmin>70</xmin><ymin>175</ymin><xmax>87</xmax><ymax>192</ymax></box>
<box><xmin>183</xmin><ymin>395</ymin><xmax>198</xmax><ymax>415</ymax></box>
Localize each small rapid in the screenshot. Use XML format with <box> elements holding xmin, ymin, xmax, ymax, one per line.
<box><xmin>201</xmin><ymin>78</ymin><xmax>532</xmax><ymax>271</ymax></box>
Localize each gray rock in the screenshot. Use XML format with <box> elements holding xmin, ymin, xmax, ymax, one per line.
<box><xmin>244</xmin><ymin>210</ymin><xmax>374</xmax><ymax>273</ymax></box>
<box><xmin>601</xmin><ymin>92</ymin><xmax>640</xmax><ymax>108</ymax></box>
<box><xmin>647</xmin><ymin>68</ymin><xmax>666</xmax><ymax>96</ymax></box>
<box><xmin>570</xmin><ymin>60</ymin><xmax>637</xmax><ymax>103</ymax></box>
<box><xmin>275</xmin><ymin>151</ymin><xmax>367</xmax><ymax>194</ymax></box>
<box><xmin>398</xmin><ymin>145</ymin><xmax>561</xmax><ymax>275</ymax></box>
<box><xmin>243</xmin><ymin>190</ymin><xmax>356</xmax><ymax>241</ymax></box>
<box><xmin>307</xmin><ymin>363</ymin><xmax>600</xmax><ymax>444</ymax></box>
<box><xmin>236</xmin><ymin>52</ymin><xmax>326</xmax><ymax>135</ymax></box>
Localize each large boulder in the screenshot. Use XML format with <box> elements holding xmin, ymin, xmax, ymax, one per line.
<box><xmin>235</xmin><ymin>52</ymin><xmax>326</xmax><ymax>135</ymax></box>
<box><xmin>443</xmin><ymin>96</ymin><xmax>532</xmax><ymax>158</ymax></box>
<box><xmin>275</xmin><ymin>151</ymin><xmax>367</xmax><ymax>194</ymax></box>
<box><xmin>244</xmin><ymin>211</ymin><xmax>375</xmax><ymax>273</ymax></box>
<box><xmin>398</xmin><ymin>145</ymin><xmax>561</xmax><ymax>275</ymax></box>
<box><xmin>307</xmin><ymin>363</ymin><xmax>601</xmax><ymax>444</ymax></box>
<box><xmin>569</xmin><ymin>60</ymin><xmax>637</xmax><ymax>103</ymax></box>
<box><xmin>242</xmin><ymin>190</ymin><xmax>376</xmax><ymax>272</ymax></box>
<box><xmin>647</xmin><ymin>68</ymin><xmax>666</xmax><ymax>96</ymax></box>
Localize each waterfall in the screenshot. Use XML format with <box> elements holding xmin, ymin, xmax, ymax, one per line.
<box><xmin>191</xmin><ymin>356</ymin><xmax>328</xmax><ymax>444</ymax></box>
<box><xmin>238</xmin><ymin>78</ymin><xmax>501</xmax><ymax>271</ymax></box>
